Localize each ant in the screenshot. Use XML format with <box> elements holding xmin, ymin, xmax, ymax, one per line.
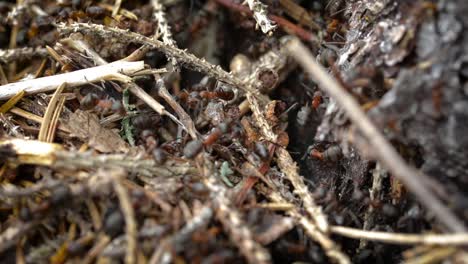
<box><xmin>306</xmin><ymin>142</ymin><xmax>343</xmax><ymax>163</ymax></box>
<box><xmin>79</xmin><ymin>91</ymin><xmax>125</xmax><ymax>116</ymax></box>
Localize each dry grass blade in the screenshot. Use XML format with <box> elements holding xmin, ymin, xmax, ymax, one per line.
<box><xmin>331</xmin><ymin>226</ymin><xmax>468</xmax><ymax>246</ymax></box>
<box><xmin>0</xmin><ymin>90</ymin><xmax>25</xmax><ymax>113</ymax></box>
<box><xmin>0</xmin><ymin>66</ymin><xmax>7</xmax><ymax>85</ymax></box>
<box><xmin>38</xmin><ymin>83</ymin><xmax>66</xmax><ymax>142</ymax></box>
<box><xmin>112</xmin><ymin>0</ymin><xmax>123</xmax><ymax>17</ymax></box>
<box><xmin>82</xmin><ymin>234</ymin><xmax>111</xmax><ymax>264</ymax></box>
<box><xmin>126</xmin><ymin>82</ymin><xmax>187</xmax><ymax>134</ymax></box>
<box><xmin>286</xmin><ymin>38</ymin><xmax>467</xmax><ymax>233</ymax></box>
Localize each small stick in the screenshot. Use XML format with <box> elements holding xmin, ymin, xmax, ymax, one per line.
<box><xmin>331</xmin><ymin>226</ymin><xmax>468</xmax><ymax>246</ymax></box>
<box><xmin>0</xmin><ymin>61</ymin><xmax>145</xmax><ymax>100</ymax></box>
<box><xmin>82</xmin><ymin>234</ymin><xmax>111</xmax><ymax>264</ymax></box>
<box><xmin>113</xmin><ymin>171</ymin><xmax>137</xmax><ymax>264</ymax></box>
<box><xmin>286</xmin><ymin>38</ymin><xmax>467</xmax><ymax>233</ymax></box>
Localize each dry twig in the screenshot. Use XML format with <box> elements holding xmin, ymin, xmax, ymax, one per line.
<box><xmin>57</xmin><ymin>23</ymin><xmax>256</xmax><ymax>94</ymax></box>
<box><xmin>331</xmin><ymin>226</ymin><xmax>468</xmax><ymax>246</ymax></box>
<box><xmin>0</xmin><ymin>61</ymin><xmax>145</xmax><ymax>100</ymax></box>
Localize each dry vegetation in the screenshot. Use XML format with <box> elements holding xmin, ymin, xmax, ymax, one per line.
<box><xmin>0</xmin><ymin>0</ymin><xmax>467</xmax><ymax>263</ymax></box>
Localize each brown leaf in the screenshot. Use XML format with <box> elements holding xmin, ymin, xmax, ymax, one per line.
<box><xmin>66</xmin><ymin>110</ymin><xmax>128</xmax><ymax>153</ymax></box>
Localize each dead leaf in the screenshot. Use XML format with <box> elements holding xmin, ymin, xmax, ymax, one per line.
<box><xmin>66</xmin><ymin>110</ymin><xmax>128</xmax><ymax>153</ymax></box>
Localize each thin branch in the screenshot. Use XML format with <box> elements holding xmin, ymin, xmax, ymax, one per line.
<box><xmin>331</xmin><ymin>226</ymin><xmax>468</xmax><ymax>246</ymax></box>
<box><xmin>0</xmin><ymin>61</ymin><xmax>145</xmax><ymax>100</ymax></box>
<box><xmin>286</xmin><ymin>38</ymin><xmax>467</xmax><ymax>233</ymax></box>
<box><xmin>199</xmin><ymin>155</ymin><xmax>271</xmax><ymax>264</ymax></box>
<box><xmin>57</xmin><ymin>23</ymin><xmax>256</xmax><ymax>94</ymax></box>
